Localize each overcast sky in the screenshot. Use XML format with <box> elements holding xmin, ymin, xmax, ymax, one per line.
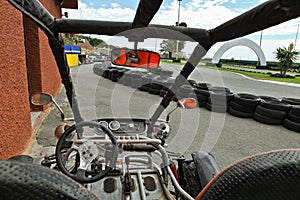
<box><xmin>63</xmin><ymin>0</ymin><xmax>300</xmax><ymax>61</ymax></box>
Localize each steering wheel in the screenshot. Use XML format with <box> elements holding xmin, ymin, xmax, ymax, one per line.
<box><xmin>56</xmin><ymin>121</ymin><xmax>118</xmax><ymax>183</ymax></box>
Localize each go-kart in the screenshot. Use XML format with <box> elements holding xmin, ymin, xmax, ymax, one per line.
<box><xmin>2</xmin><ymin>0</ymin><xmax>300</xmax><ymax>199</ymax></box>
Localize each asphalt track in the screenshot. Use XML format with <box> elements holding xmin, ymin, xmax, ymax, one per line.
<box><xmin>31</xmin><ymin>63</ymin><xmax>300</xmax><ymax>169</ymax></box>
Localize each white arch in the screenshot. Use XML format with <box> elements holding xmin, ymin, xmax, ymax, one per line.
<box><xmin>212</xmin><ymin>38</ymin><xmax>267</xmax><ymax>66</ymax></box>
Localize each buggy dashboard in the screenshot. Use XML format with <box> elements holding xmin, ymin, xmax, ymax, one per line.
<box><xmin>95</xmin><ymin>118</ymin><xmax>170</xmax><ymax>139</ymax></box>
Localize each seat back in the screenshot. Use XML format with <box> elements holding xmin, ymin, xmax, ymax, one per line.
<box><xmin>196</xmin><ymin>149</ymin><xmax>300</xmax><ymax>200</ymax></box>
<box><xmin>0</xmin><ymin>160</ymin><xmax>98</xmax><ymax>200</ymax></box>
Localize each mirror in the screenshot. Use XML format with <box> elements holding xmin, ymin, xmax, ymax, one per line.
<box><xmin>31</xmin><ymin>93</ymin><xmax>53</xmax><ymax>106</ymax></box>
<box><xmin>166</xmin><ymin>98</ymin><xmax>197</xmax><ymax>122</ymax></box>
<box><xmin>177</xmin><ymin>98</ymin><xmax>197</xmax><ymax>109</ymax></box>
<box><xmin>111</xmin><ymin>48</ymin><xmax>160</xmax><ymax>68</ymax></box>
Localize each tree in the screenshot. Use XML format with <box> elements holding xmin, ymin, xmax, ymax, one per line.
<box><xmin>160</xmin><ymin>39</ymin><xmax>185</xmax><ymax>57</ymax></box>
<box><xmin>274</xmin><ymin>43</ymin><xmax>299</xmax><ymax>76</ymax></box>
<box><xmin>87</xmin><ymin>37</ymin><xmax>106</xmax><ymax>47</ymax></box>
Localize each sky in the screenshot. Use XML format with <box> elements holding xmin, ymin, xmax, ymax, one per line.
<box><xmin>63</xmin><ymin>0</ymin><xmax>300</xmax><ymax>61</ymax></box>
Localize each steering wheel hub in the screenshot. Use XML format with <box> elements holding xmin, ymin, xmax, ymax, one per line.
<box><xmin>56</xmin><ymin>121</ymin><xmax>118</xmax><ymax>183</ymax></box>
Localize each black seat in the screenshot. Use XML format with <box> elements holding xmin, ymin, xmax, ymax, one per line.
<box><xmin>195</xmin><ymin>149</ymin><xmax>300</xmax><ymax>200</ymax></box>
<box><xmin>0</xmin><ymin>160</ymin><xmax>98</xmax><ymax>200</ymax></box>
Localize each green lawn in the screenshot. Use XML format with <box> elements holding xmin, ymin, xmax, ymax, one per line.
<box><xmin>161</xmin><ymin>60</ymin><xmax>186</xmax><ymax>66</ymax></box>
<box><xmin>215</xmin><ymin>67</ymin><xmax>300</xmax><ymax>84</ymax></box>
<box><xmin>160</xmin><ymin>60</ymin><xmax>300</xmax><ymax>84</ymax></box>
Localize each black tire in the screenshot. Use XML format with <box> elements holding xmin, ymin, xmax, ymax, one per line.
<box><xmin>188</xmin><ymin>79</ymin><xmax>197</xmax><ymax>86</ymax></box>
<box><xmin>234</xmin><ymin>93</ymin><xmax>260</xmax><ymax>107</ymax></box>
<box><xmin>189</xmin><ymin>93</ymin><xmax>207</xmax><ymax>107</ymax></box>
<box><xmin>102</xmin><ymin>69</ymin><xmax>110</xmax><ymax>79</ymax></box>
<box><xmin>123</xmin><ymin>76</ymin><xmax>132</xmax><ymax>86</ymax></box>
<box><xmin>197</xmin><ymin>101</ymin><xmax>207</xmax><ymax>107</ymax></box>
<box><xmin>210</xmin><ymin>92</ymin><xmax>234</xmax><ymax>102</ymax></box>
<box><xmin>150</xmin><ymin>77</ymin><xmax>165</xmax><ymax>90</ymax></box>
<box><xmin>150</xmin><ymin>83</ymin><xmax>163</xmax><ymax>90</ymax></box>
<box><xmin>138</xmin><ymin>85</ymin><xmax>149</xmax><ymax>91</ymax></box>
<box><xmin>206</xmin><ymin>102</ymin><xmax>227</xmax><ymax>113</ymax></box>
<box><xmin>194</xmin><ymin>89</ymin><xmax>210</xmax><ymax>97</ymax></box>
<box><xmin>291</xmin><ymin>106</ymin><xmax>300</xmax><ymax>116</ymax></box>
<box><xmin>253</xmin><ymin>112</ymin><xmax>283</xmax><ymax>125</ymax></box>
<box><xmin>138</xmin><ymin>75</ymin><xmax>153</xmax><ymax>90</ymax></box>
<box><xmin>110</xmin><ymin>74</ymin><xmax>119</xmax><ymax>82</ymax></box>
<box><xmin>283</xmin><ymin>118</ymin><xmax>300</xmax><ymax>133</ymax></box>
<box><xmin>160</xmin><ymin>89</ymin><xmax>167</xmax><ymax>97</ymax></box>
<box><xmin>148</xmin><ymin>88</ymin><xmax>161</xmax><ymax>95</ymax></box>
<box><xmin>188</xmin><ymin>93</ymin><xmax>205</xmax><ymax>107</ymax></box>
<box><xmin>178</xmin><ymin>85</ymin><xmax>194</xmax><ymax>98</ymax></box>
<box><xmin>260</xmin><ymin>100</ymin><xmax>291</xmax><ymax>111</ymax></box>
<box><xmin>130</xmin><ymin>79</ymin><xmax>140</xmax><ymax>88</ymax></box>
<box><xmin>287</xmin><ymin>111</ymin><xmax>300</xmax><ymax>124</ymax></box>
<box><xmin>172</xmin><ymin>96</ymin><xmax>179</xmax><ymax>102</ymax></box>
<box><xmin>208</xmin><ymin>86</ymin><xmax>231</xmax><ymax>93</ymax></box>
<box><xmin>230</xmin><ymin>100</ymin><xmax>255</xmax><ymax>113</ymax></box>
<box><xmin>208</xmin><ymin>97</ymin><xmax>228</xmax><ymax>107</ymax></box>
<box><xmin>258</xmin><ymin>96</ymin><xmax>279</xmax><ymax>102</ymax></box>
<box><xmin>228</xmin><ymin>107</ymin><xmax>253</xmax><ymax>118</ymax></box>
<box><xmin>255</xmin><ymin>105</ymin><xmax>287</xmax><ymax>119</ymax></box>
<box><xmin>129</xmin><ymin>73</ymin><xmax>144</xmax><ymax>88</ymax></box>
<box><xmin>181</xmin><ymin>160</ymin><xmax>202</xmax><ymax>198</ymax></box>
<box><xmin>281</xmin><ymin>97</ymin><xmax>300</xmax><ymax>105</ymax></box>
<box><xmin>160</xmin><ymin>70</ymin><xmax>173</xmax><ymax>77</ymax></box>
<box><xmin>194</xmin><ymin>83</ymin><xmax>212</xmax><ymax>90</ymax></box>
<box><xmin>195</xmin><ymin>93</ymin><xmax>208</xmax><ymax>101</ymax></box>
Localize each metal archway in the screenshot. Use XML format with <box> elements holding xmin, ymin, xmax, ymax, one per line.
<box><xmin>212</xmin><ymin>38</ymin><xmax>267</xmax><ymax>66</ymax></box>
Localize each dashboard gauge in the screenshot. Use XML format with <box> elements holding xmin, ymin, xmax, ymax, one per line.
<box><xmin>109</xmin><ymin>121</ymin><xmax>120</xmax><ymax>131</ymax></box>
<box><xmin>99</xmin><ymin>121</ymin><xmax>108</xmax><ymax>128</ymax></box>
<box><xmin>128</xmin><ymin>123</ymin><xmax>134</xmax><ymax>128</ymax></box>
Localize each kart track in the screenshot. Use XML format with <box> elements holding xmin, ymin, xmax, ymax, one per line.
<box><xmin>31</xmin><ymin>63</ymin><xmax>300</xmax><ymax>169</ymax></box>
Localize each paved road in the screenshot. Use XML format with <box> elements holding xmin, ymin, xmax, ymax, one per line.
<box><xmin>32</xmin><ymin>63</ymin><xmax>300</xmax><ymax>169</ymax></box>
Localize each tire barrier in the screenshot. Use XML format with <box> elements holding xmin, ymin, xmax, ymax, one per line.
<box><xmin>228</xmin><ymin>93</ymin><xmax>259</xmax><ymax>118</ymax></box>
<box><xmin>284</xmin><ymin>106</ymin><xmax>300</xmax><ymax>133</ymax></box>
<box><xmin>206</xmin><ymin>91</ymin><xmax>233</xmax><ymax>113</ymax></box>
<box><xmin>233</xmin><ymin>93</ymin><xmax>260</xmax><ymax>107</ymax></box>
<box><xmin>177</xmin><ymin>85</ymin><xmax>194</xmax><ymax>100</ymax></box>
<box><xmin>138</xmin><ymin>74</ymin><xmax>154</xmax><ymax>92</ymax></box>
<box><xmin>92</xmin><ymin>63</ymin><xmax>300</xmax><ymax>133</ymax></box>
<box><xmin>190</xmin><ymin>92</ymin><xmax>209</xmax><ymax>108</ymax></box>
<box><xmin>258</xmin><ymin>96</ymin><xmax>279</xmax><ymax>102</ymax></box>
<box><xmin>281</xmin><ymin>97</ymin><xmax>300</xmax><ymax>105</ymax></box>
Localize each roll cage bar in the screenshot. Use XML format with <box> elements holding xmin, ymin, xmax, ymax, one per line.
<box><xmin>8</xmin><ymin>0</ymin><xmax>300</xmax><ymax>136</ymax></box>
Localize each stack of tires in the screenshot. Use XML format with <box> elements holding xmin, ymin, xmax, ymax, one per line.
<box><xmin>150</xmin><ymin>68</ymin><xmax>173</xmax><ymax>77</ymax></box>
<box><xmin>253</xmin><ymin>99</ymin><xmax>290</xmax><ymax>125</ymax></box>
<box><xmin>93</xmin><ymin>63</ymin><xmax>108</xmax><ymax>76</ymax></box>
<box><xmin>159</xmin><ymin>78</ymin><xmax>176</xmax><ymax>99</ymax></box>
<box><xmin>129</xmin><ymin>72</ymin><xmax>146</xmax><ymax>89</ymax></box>
<box><xmin>228</xmin><ymin>93</ymin><xmax>260</xmax><ymax>118</ymax></box>
<box><xmin>206</xmin><ymin>87</ymin><xmax>233</xmax><ymax>113</ymax></box>
<box><xmin>93</xmin><ymin>63</ymin><xmax>101</xmax><ymax>75</ymax></box>
<box><xmin>102</xmin><ymin>68</ymin><xmax>110</xmax><ymax>79</ymax></box>
<box><xmin>138</xmin><ymin>74</ymin><xmax>156</xmax><ymax>92</ymax></box>
<box><xmin>283</xmin><ymin>98</ymin><xmax>300</xmax><ymax>133</ymax></box>
<box><xmin>121</xmin><ymin>70</ymin><xmax>134</xmax><ymax>86</ymax></box>
<box><xmin>149</xmin><ymin>76</ymin><xmax>166</xmax><ymax>95</ymax></box>
<box><xmin>110</xmin><ymin>69</ymin><xmax>127</xmax><ymax>82</ymax></box>
<box><xmin>187</xmin><ymin>79</ymin><xmax>197</xmax><ymax>87</ymax></box>
<box><xmin>191</xmin><ymin>83</ymin><xmax>212</xmax><ymax>107</ymax></box>
<box><xmin>177</xmin><ymin>84</ymin><xmax>194</xmax><ymax>100</ymax></box>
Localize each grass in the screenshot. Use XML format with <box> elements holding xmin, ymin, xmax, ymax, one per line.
<box><xmin>161</xmin><ymin>60</ymin><xmax>300</xmax><ymax>84</ymax></box>
<box><xmin>215</xmin><ymin>67</ymin><xmax>300</xmax><ymax>84</ymax></box>
<box><xmin>161</xmin><ymin>59</ymin><xmax>186</xmax><ymax>66</ymax></box>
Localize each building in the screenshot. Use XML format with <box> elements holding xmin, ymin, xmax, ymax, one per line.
<box><xmin>0</xmin><ymin>0</ymin><xmax>78</xmax><ymax>159</ymax></box>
